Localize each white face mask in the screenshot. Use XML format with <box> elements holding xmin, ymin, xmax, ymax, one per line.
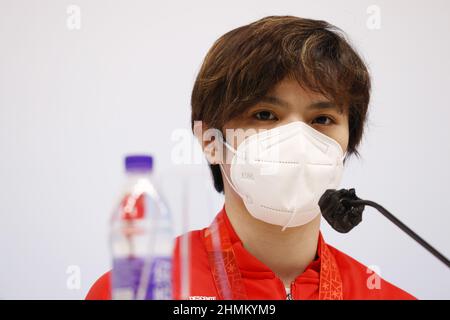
<box><xmin>218</xmin><ymin>121</ymin><xmax>346</xmax><ymax>231</ymax></box>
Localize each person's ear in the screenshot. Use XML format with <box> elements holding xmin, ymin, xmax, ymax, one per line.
<box><xmin>193</xmin><ymin>120</ymin><xmax>223</xmax><ymax>165</ymax></box>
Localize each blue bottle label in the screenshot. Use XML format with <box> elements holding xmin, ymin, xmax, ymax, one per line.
<box><xmin>112</xmin><ymin>256</ymin><xmax>172</xmax><ymax>300</ymax></box>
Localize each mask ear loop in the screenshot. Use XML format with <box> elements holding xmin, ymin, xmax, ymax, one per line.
<box><xmin>281</xmin><ymin>210</ymin><xmax>297</xmax><ymax>232</ymax></box>
<box><xmin>217</xmin><ymin>137</ymin><xmax>247</xmax><ymax>201</ymax></box>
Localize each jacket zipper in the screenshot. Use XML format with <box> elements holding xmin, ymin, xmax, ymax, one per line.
<box><xmin>287</xmin><ymin>281</ymin><xmax>295</xmax><ymax>300</ymax></box>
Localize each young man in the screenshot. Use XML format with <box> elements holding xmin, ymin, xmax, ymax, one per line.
<box><xmin>87</xmin><ymin>15</ymin><xmax>415</xmax><ymax>300</ymax></box>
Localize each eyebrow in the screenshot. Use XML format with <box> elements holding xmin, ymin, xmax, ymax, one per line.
<box><xmin>259</xmin><ymin>95</ymin><xmax>343</xmax><ymax>113</ymax></box>
<box><xmin>259</xmin><ymin>95</ymin><xmax>290</xmax><ymax>108</ymax></box>
<box><xmin>309</xmin><ymin>101</ymin><xmax>343</xmax><ymax>113</ymax></box>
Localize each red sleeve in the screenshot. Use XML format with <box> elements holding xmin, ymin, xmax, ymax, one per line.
<box><xmin>85</xmin><ymin>271</ymin><xmax>112</xmax><ymax>300</ymax></box>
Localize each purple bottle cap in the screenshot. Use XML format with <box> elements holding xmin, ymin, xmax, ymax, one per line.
<box><xmin>125</xmin><ymin>155</ymin><xmax>153</xmax><ymax>173</ymax></box>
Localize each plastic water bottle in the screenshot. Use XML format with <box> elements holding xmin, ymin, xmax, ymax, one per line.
<box><xmin>110</xmin><ymin>155</ymin><xmax>173</xmax><ymax>300</ymax></box>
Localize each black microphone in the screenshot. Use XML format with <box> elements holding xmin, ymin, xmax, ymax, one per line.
<box><xmin>319</xmin><ymin>188</ymin><xmax>450</xmax><ymax>269</ymax></box>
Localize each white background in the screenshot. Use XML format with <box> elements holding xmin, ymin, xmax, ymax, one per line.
<box><xmin>0</xmin><ymin>0</ymin><xmax>449</xmax><ymax>299</ymax></box>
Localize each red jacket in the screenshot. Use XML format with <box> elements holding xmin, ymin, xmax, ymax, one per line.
<box><xmin>86</xmin><ymin>206</ymin><xmax>415</xmax><ymax>300</ymax></box>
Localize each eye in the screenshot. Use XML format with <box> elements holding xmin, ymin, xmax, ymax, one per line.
<box><xmin>311</xmin><ymin>115</ymin><xmax>334</xmax><ymax>125</ymax></box>
<box><xmin>253</xmin><ymin>110</ymin><xmax>277</xmax><ymax>121</ymax></box>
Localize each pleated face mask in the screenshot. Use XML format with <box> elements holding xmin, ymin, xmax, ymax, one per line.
<box><xmin>219</xmin><ymin>121</ymin><xmax>346</xmax><ymax>231</ymax></box>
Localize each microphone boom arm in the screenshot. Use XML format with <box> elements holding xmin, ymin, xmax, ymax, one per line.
<box><xmin>347</xmin><ymin>199</ymin><xmax>450</xmax><ymax>269</ymax></box>
<box><xmin>319</xmin><ymin>188</ymin><xmax>450</xmax><ymax>269</ymax></box>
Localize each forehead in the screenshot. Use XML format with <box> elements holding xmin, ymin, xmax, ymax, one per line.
<box><xmin>262</xmin><ymin>77</ymin><xmax>346</xmax><ymax>114</ymax></box>
<box><xmin>268</xmin><ymin>77</ymin><xmax>326</xmax><ymax>102</ymax></box>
